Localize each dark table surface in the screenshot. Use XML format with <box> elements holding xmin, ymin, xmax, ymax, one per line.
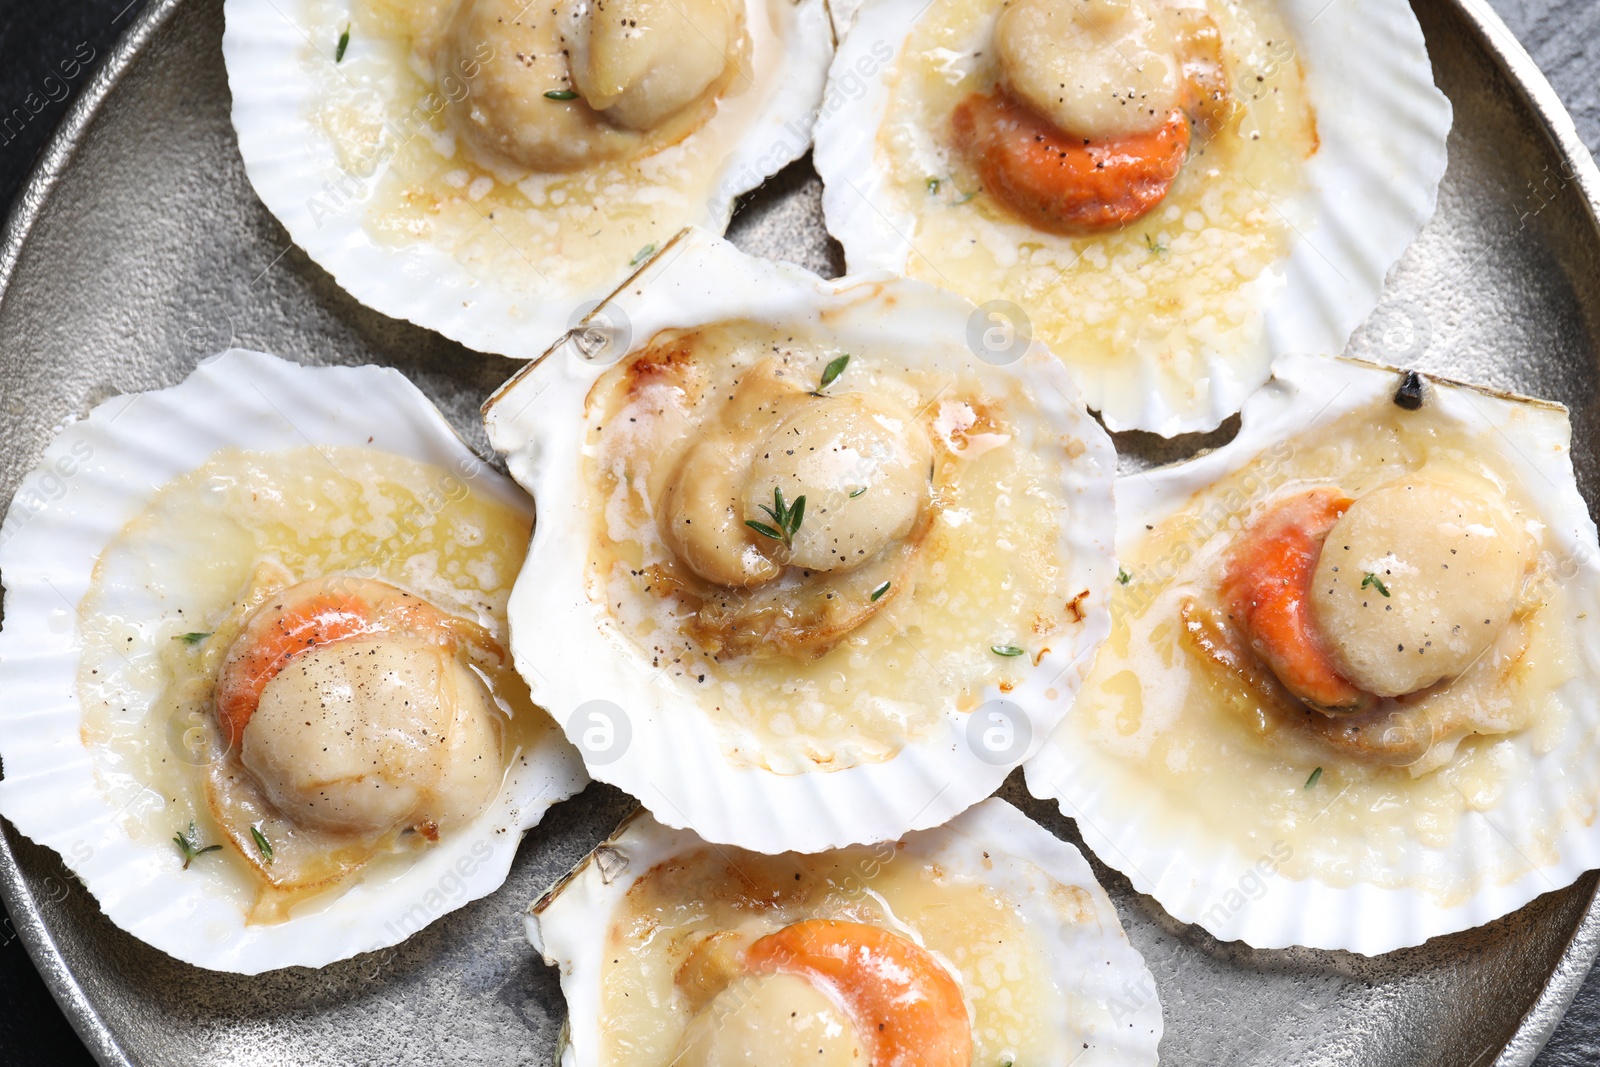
<box><xmin>4</xmin><ymin>0</ymin><xmax>1600</xmax><ymax>1063</ymax></box>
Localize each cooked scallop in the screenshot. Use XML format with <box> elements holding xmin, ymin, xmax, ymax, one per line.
<box><xmin>995</xmin><ymin>0</ymin><xmax>1187</xmax><ymax>141</ymax></box>
<box><xmin>221</xmin><ymin>577</ymin><xmax>504</xmax><ymax>840</ymax></box>
<box><xmin>224</xmin><ymin>0</ymin><xmax>832</xmax><ymax>359</ymax></box>
<box><xmin>675</xmin><ymin>971</ymin><xmax>868</xmax><ymax>1065</ymax></box>
<box><xmin>1025</xmin><ymin>354</ymin><xmax>1600</xmax><ymax>954</ymax></box>
<box><xmin>485</xmin><ymin>230</ymin><xmax>1117</xmax><ymax>852</ymax></box>
<box><xmin>563</xmin><ymin>0</ymin><xmax>741</xmax><ymax>130</ymax></box>
<box><xmin>814</xmin><ymin>0</ymin><xmax>1452</xmax><ymax>434</ymax></box>
<box><xmin>528</xmin><ymin>798</ymin><xmax>1162</xmax><ymax>1066</ymax></box>
<box><xmin>740</xmin><ymin>392</ymin><xmax>933</xmax><ymax>572</ymax></box>
<box><xmin>439</xmin><ymin>0</ymin><xmax>644</xmax><ymax>171</ymax></box>
<box><xmin>1309</xmin><ymin>476</ymin><xmax>1530</xmax><ymax>697</ymax></box>
<box><xmin>0</xmin><ymin>351</ymin><xmax>585</xmax><ymax>973</ymax></box>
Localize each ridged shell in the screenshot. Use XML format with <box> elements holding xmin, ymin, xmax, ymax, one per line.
<box><xmin>0</xmin><ymin>350</ymin><xmax>586</xmax><ymax>973</ymax></box>
<box><xmin>1025</xmin><ymin>352</ymin><xmax>1600</xmax><ymax>954</ymax></box>
<box><xmin>222</xmin><ymin>0</ymin><xmax>833</xmax><ymax>360</ymax></box>
<box><xmin>527</xmin><ymin>797</ymin><xmax>1163</xmax><ymax>1066</ymax></box>
<box><xmin>813</xmin><ymin>0</ymin><xmax>1452</xmax><ymax>435</ymax></box>
<box><xmin>484</xmin><ymin>227</ymin><xmax>1117</xmax><ymax>853</ymax></box>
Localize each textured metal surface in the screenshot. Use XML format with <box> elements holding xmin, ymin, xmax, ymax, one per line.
<box><xmin>2</xmin><ymin>0</ymin><xmax>1600</xmax><ymax>1062</ymax></box>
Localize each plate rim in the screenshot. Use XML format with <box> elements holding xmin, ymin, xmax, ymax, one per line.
<box><xmin>0</xmin><ymin>0</ymin><xmax>1598</xmax><ymax>1062</ymax></box>
<box><xmin>0</xmin><ymin>1</ymin><xmax>184</xmax><ymax>1059</ymax></box>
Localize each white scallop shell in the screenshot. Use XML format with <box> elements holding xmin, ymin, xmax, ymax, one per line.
<box><xmin>813</xmin><ymin>0</ymin><xmax>1452</xmax><ymax>436</ymax></box>
<box><xmin>0</xmin><ymin>350</ymin><xmax>587</xmax><ymax>973</ymax></box>
<box><xmin>484</xmin><ymin>227</ymin><xmax>1117</xmax><ymax>853</ymax></box>
<box><xmin>222</xmin><ymin>0</ymin><xmax>833</xmax><ymax>361</ymax></box>
<box><xmin>1025</xmin><ymin>352</ymin><xmax>1600</xmax><ymax>954</ymax></box>
<box><xmin>527</xmin><ymin>797</ymin><xmax>1163</xmax><ymax>1066</ymax></box>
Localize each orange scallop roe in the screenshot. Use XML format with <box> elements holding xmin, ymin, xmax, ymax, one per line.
<box><xmin>951</xmin><ymin>91</ymin><xmax>1190</xmax><ymax>234</ymax></box>
<box><xmin>1220</xmin><ymin>488</ymin><xmax>1372</xmax><ymax>713</ymax></box>
<box><xmin>213</xmin><ymin>576</ymin><xmax>465</xmax><ymax>749</ymax></box>
<box><xmin>744</xmin><ymin>919</ymin><xmax>972</xmax><ymax>1067</ymax></box>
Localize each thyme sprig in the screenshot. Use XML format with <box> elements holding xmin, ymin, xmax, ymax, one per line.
<box><xmin>173</xmin><ymin>822</ymin><xmax>222</xmax><ymax>870</ymax></box>
<box><xmin>250</xmin><ymin>825</ymin><xmax>275</xmax><ymax>865</ymax></box>
<box><xmin>746</xmin><ymin>487</ymin><xmax>806</xmax><ymax>549</ymax></box>
<box><xmin>924</xmin><ymin>176</ymin><xmax>976</xmax><ymax>203</ymax></box>
<box><xmin>1361</xmin><ymin>573</ymin><xmax>1391</xmax><ymax>597</ymax></box>
<box><xmin>812</xmin><ymin>353</ymin><xmax>849</xmax><ymax>395</ymax></box>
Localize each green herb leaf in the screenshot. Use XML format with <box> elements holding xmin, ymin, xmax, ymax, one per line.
<box><xmin>818</xmin><ymin>354</ymin><xmax>850</xmax><ymax>392</ymax></box>
<box><xmin>1361</xmin><ymin>572</ymin><xmax>1391</xmax><ymax>597</ymax></box>
<box><xmin>870</xmin><ymin>580</ymin><xmax>891</xmax><ymax>602</ymax></box>
<box><xmin>335</xmin><ymin>24</ymin><xmax>351</xmax><ymax>62</ymax></box>
<box><xmin>630</xmin><ymin>243</ymin><xmax>656</xmax><ymax>266</ymax></box>
<box><xmin>173</xmin><ymin>822</ymin><xmax>222</xmax><ymax>870</ymax></box>
<box><xmin>174</xmin><ymin>631</ymin><xmax>212</xmax><ymax>645</ymax></box>
<box><xmin>1305</xmin><ymin>766</ymin><xmax>1323</xmax><ymax>789</ymax></box>
<box><xmin>991</xmin><ymin>644</ymin><xmax>1025</xmax><ymax>657</ymax></box>
<box><xmin>760</xmin><ymin>486</ymin><xmax>788</xmax><ymax>531</ymax></box>
<box><xmin>751</xmin><ymin>487</ymin><xmax>804</xmax><ymax>548</ymax></box>
<box><xmin>250</xmin><ymin>825</ymin><xmax>274</xmax><ymax>865</ymax></box>
<box><xmin>544</xmin><ymin>89</ymin><xmax>580</xmax><ymax>101</ymax></box>
<box><xmin>926</xmin><ymin>177</ymin><xmax>941</xmax><ymax>194</ymax></box>
<box><xmin>745</xmin><ymin>520</ymin><xmax>784</xmax><ymax>542</ymax></box>
<box><xmin>1144</xmin><ymin>233</ymin><xmax>1168</xmax><ymax>256</ymax></box>
<box><xmin>848</xmin><ymin>486</ymin><xmax>867</xmax><ymax>498</ymax></box>
<box><xmin>1117</xmin><ymin>567</ymin><xmax>1132</xmax><ymax>586</ymax></box>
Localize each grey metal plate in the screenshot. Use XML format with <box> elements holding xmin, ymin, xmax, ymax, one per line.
<box><xmin>2</xmin><ymin>0</ymin><xmax>1600</xmax><ymax>1063</ymax></box>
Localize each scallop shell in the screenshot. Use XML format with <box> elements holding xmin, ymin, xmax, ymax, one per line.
<box><xmin>527</xmin><ymin>797</ymin><xmax>1163</xmax><ymax>1066</ymax></box>
<box><xmin>813</xmin><ymin>0</ymin><xmax>1452</xmax><ymax>436</ymax></box>
<box><xmin>1024</xmin><ymin>352</ymin><xmax>1600</xmax><ymax>954</ymax></box>
<box><xmin>222</xmin><ymin>0</ymin><xmax>833</xmax><ymax>361</ymax></box>
<box><xmin>0</xmin><ymin>350</ymin><xmax>587</xmax><ymax>973</ymax></box>
<box><xmin>484</xmin><ymin>226</ymin><xmax>1117</xmax><ymax>853</ymax></box>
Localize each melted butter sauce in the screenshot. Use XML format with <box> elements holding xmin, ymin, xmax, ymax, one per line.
<box><xmin>586</xmin><ymin>321</ymin><xmax>1076</xmax><ymax>773</ymax></box>
<box><xmin>879</xmin><ymin>0</ymin><xmax>1317</xmax><ymax>415</ymax></box>
<box><xmin>600</xmin><ymin>844</ymin><xmax>1066</xmax><ymax>1065</ymax></box>
<box><xmin>77</xmin><ymin>446</ymin><xmax>549</xmax><ymax>922</ymax></box>
<box><xmin>301</xmin><ymin>0</ymin><xmax>778</xmax><ymax>301</ymax></box>
<box><xmin>1078</xmin><ymin>403</ymin><xmax>1581</xmax><ymax>902</ymax></box>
